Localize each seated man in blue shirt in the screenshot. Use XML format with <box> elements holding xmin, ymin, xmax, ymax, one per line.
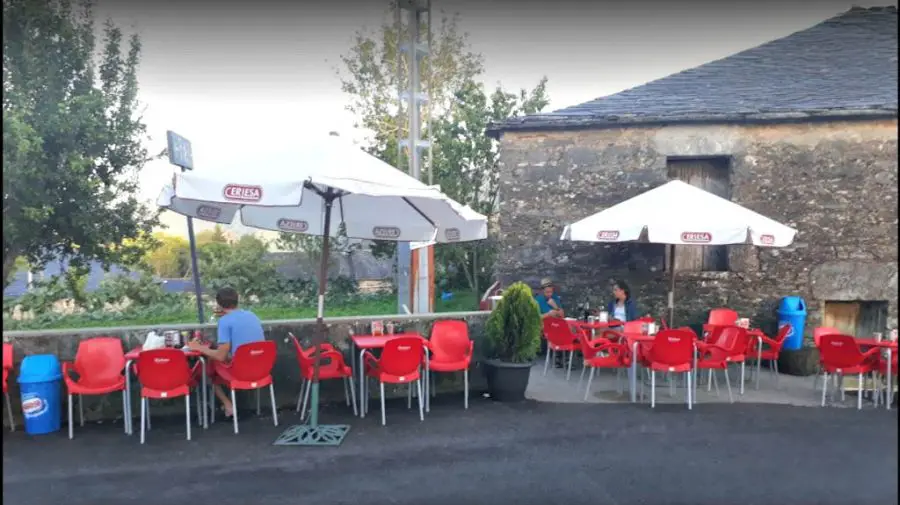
<box><xmin>188</xmin><ymin>287</ymin><xmax>265</xmax><ymax>418</ymax></box>
<box><xmin>535</xmin><ymin>278</ymin><xmax>564</xmax><ymax>319</ymax></box>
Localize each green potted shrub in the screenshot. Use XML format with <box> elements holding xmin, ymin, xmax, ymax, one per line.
<box><xmin>482</xmin><ymin>281</ymin><xmax>542</xmax><ymax>402</ymax></box>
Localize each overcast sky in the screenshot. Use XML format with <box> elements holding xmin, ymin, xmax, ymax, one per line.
<box><xmin>93</xmin><ymin>0</ymin><xmax>895</xmax><ymax>235</ymax></box>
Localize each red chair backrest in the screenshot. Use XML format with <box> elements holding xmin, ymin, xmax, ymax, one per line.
<box><xmin>708</xmin><ymin>309</ymin><xmax>739</xmax><ymax>326</ymax></box>
<box><xmin>543</xmin><ymin>317</ymin><xmax>578</xmax><ymax>346</ymax></box>
<box><xmin>818</xmin><ymin>334</ymin><xmax>866</xmax><ymax>369</ymax></box>
<box><xmin>229</xmin><ymin>341</ymin><xmax>277</xmax><ymax>382</ymax></box>
<box><xmin>717</xmin><ymin>326</ymin><xmax>749</xmax><ymax>354</ymax></box>
<box><xmin>649</xmin><ymin>329</ymin><xmax>695</xmax><ymax>366</ymax></box>
<box><xmin>137</xmin><ymin>349</ymin><xmax>190</xmax><ymax>391</ymax></box>
<box><xmin>288</xmin><ymin>333</ymin><xmax>314</xmax><ymax>371</ymax></box>
<box><xmin>2</xmin><ymin>343</ymin><xmax>12</xmax><ymax>370</ymax></box>
<box><xmin>813</xmin><ymin>326</ymin><xmax>840</xmax><ymax>347</ymax></box>
<box><xmin>430</xmin><ymin>320</ymin><xmax>470</xmax><ymax>361</ymax></box>
<box><xmin>75</xmin><ymin>337</ymin><xmax>125</xmax><ymax>385</ymax></box>
<box><xmin>379</xmin><ymin>337</ymin><xmax>424</xmax><ymax>377</ymax></box>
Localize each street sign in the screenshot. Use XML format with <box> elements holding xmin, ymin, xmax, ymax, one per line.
<box><xmin>166</xmin><ymin>130</ymin><xmax>194</xmax><ymax>170</ymax></box>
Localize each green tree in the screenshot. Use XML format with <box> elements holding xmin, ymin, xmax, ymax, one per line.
<box><xmin>275</xmin><ymin>224</ymin><xmax>360</xmax><ymax>280</ymax></box>
<box><xmin>143</xmin><ymin>232</ymin><xmax>190</xmax><ymax>278</ymax></box>
<box><xmin>337</xmin><ymin>5</ymin><xmax>550</xmax><ymax>292</ymax></box>
<box><xmin>2</xmin><ymin>0</ymin><xmax>160</xmax><ymax>288</ymax></box>
<box><xmin>197</xmin><ymin>233</ymin><xmax>276</xmax><ymax>299</ymax></box>
<box><xmin>195</xmin><ymin>225</ymin><xmax>229</xmax><ymax>247</ymax></box>
<box><xmin>431</xmin><ymin>78</ymin><xmax>549</xmax><ymax>294</ymax></box>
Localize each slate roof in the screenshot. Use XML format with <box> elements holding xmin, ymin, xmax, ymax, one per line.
<box><xmin>488</xmin><ymin>6</ymin><xmax>898</xmax><ymax>135</ymax></box>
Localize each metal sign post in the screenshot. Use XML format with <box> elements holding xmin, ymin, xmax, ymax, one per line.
<box><xmin>166</xmin><ymin>130</ymin><xmax>205</xmax><ymax>323</ymax></box>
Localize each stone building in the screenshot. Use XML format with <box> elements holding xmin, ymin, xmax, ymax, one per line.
<box><xmin>487</xmin><ymin>7</ymin><xmax>898</xmax><ymax>340</ymax></box>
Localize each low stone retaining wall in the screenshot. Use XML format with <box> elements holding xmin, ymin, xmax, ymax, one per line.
<box><xmin>2</xmin><ymin>311</ymin><xmax>490</xmax><ymax>429</ymax></box>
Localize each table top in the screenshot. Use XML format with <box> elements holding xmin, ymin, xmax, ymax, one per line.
<box><xmin>351</xmin><ymin>333</ymin><xmax>425</xmax><ymax>349</ymax></box>
<box><xmin>125</xmin><ymin>346</ymin><xmax>203</xmax><ymax>360</ymax></box>
<box><xmin>576</xmin><ymin>320</ymin><xmax>624</xmax><ymax>330</ymax></box>
<box><xmin>855</xmin><ymin>338</ymin><xmax>898</xmax><ymax>349</ymax></box>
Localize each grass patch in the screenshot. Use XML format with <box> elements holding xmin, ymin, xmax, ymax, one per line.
<box><xmin>5</xmin><ymin>291</ymin><xmax>480</xmax><ymax>331</ymax></box>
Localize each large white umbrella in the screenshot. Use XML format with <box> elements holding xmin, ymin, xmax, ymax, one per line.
<box><xmin>560</xmin><ymin>180</ymin><xmax>797</xmax><ymax>324</ymax></box>
<box><xmin>157</xmin><ymin>134</ymin><xmax>486</xmax><ymax>443</ymax></box>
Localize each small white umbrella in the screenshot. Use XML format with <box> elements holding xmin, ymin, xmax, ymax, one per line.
<box><xmin>157</xmin><ymin>135</ymin><xmax>486</xmax><ymax>442</ymax></box>
<box><xmin>560</xmin><ymin>180</ymin><xmax>797</xmax><ymax>324</ymax></box>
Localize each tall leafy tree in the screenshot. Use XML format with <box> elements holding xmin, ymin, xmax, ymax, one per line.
<box><xmin>337</xmin><ymin>4</ymin><xmax>549</xmax><ymax>293</ymax></box>
<box><xmin>2</xmin><ymin>0</ymin><xmax>159</xmax><ymax>288</ymax></box>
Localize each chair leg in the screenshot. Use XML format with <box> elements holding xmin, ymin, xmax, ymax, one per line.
<box><xmin>857</xmin><ymin>372</ymin><xmax>864</xmax><ymax>410</ymax></box>
<box><xmin>566</xmin><ymin>351</ymin><xmax>574</xmax><ymax>381</ymax></box>
<box><xmin>417</xmin><ymin>379</ymin><xmax>424</xmax><ymax>421</ymax></box>
<box><xmin>379</xmin><ymin>382</ymin><xmax>387</xmax><ymax>426</ymax></box>
<box><xmin>464</xmin><ymin>369</ymin><xmax>469</xmax><ymax>409</ymax></box>
<box><xmin>707</xmin><ymin>369</ymin><xmax>713</xmax><ymax>392</ymax></box>
<box><xmin>686</xmin><ymin>371</ymin><xmax>692</xmax><ymax>410</ymax></box>
<box><xmin>343</xmin><ymin>377</ymin><xmax>351</xmax><ymax>407</ymax></box>
<box><xmin>78</xmin><ymin>394</ymin><xmax>84</xmax><ymax>427</ymax></box>
<box><xmin>68</xmin><ymin>394</ymin><xmax>74</xmax><ymax>439</ymax></box>
<box><xmin>543</xmin><ymin>349</ymin><xmax>552</xmax><ymax>376</ymax></box>
<box><xmin>146</xmin><ymin>400</ymin><xmax>151</xmax><ymax>430</ymax></box>
<box><xmin>584</xmin><ymin>367</ymin><xmax>596</xmax><ymax>402</ymax></box>
<box><xmin>140</xmin><ymin>397</ymin><xmax>147</xmax><ymax>445</ymax></box>
<box><xmin>739</xmin><ymin>362</ymin><xmax>745</xmax><ymax>395</ymax></box>
<box><xmin>269</xmin><ymin>384</ymin><xmax>278</xmax><ymax>426</ymax></box>
<box><xmin>839</xmin><ymin>374</ymin><xmax>846</xmax><ymax>402</ymax></box>
<box><xmin>650</xmin><ymin>371</ymin><xmax>656</xmax><ymax>408</ymax></box>
<box><xmin>185</xmin><ymin>393</ymin><xmax>192</xmax><ymax>442</ymax></box>
<box><xmin>121</xmin><ymin>391</ymin><xmax>129</xmax><ymax>435</ymax></box>
<box><xmin>407</xmin><ymin>382</ymin><xmax>413</xmax><ymax>410</ymax></box>
<box><xmin>723</xmin><ymin>369</ymin><xmax>734</xmax><ymax>403</ymax></box>
<box><xmin>579</xmin><ymin>364</ymin><xmax>587</xmax><ymax>388</ymax></box>
<box><xmin>256</xmin><ymin>389</ymin><xmax>261</xmax><ymax>416</ymax></box>
<box><xmin>230</xmin><ymin>389</ymin><xmax>239</xmax><ymax>435</ymax></box>
<box><xmin>773</xmin><ymin>359</ymin><xmax>780</xmax><ymax>387</ymax></box>
<box><xmin>4</xmin><ymin>393</ymin><xmax>13</xmax><ymax>432</ymax></box>
<box><xmin>300</xmin><ymin>381</ymin><xmax>312</xmax><ymax>421</ymax></box>
<box><xmin>821</xmin><ymin>372</ymin><xmax>829</xmax><ymax>407</ymax></box>
<box><xmin>712</xmin><ymin>370</ymin><xmax>720</xmax><ymax>396</ymax></box>
<box><xmin>347</xmin><ymin>376</ymin><xmax>358</xmax><ymax>416</ymax></box>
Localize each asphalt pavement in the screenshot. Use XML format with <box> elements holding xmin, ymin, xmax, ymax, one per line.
<box><xmin>3</xmin><ymin>395</ymin><xmax>897</xmax><ymax>505</ymax></box>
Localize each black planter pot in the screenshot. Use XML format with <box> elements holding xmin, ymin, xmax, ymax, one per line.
<box><xmin>483</xmin><ymin>359</ymin><xmax>533</xmax><ymax>402</ymax></box>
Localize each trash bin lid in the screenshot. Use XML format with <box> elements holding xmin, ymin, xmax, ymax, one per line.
<box><xmin>778</xmin><ymin>296</ymin><xmax>806</xmax><ymax>313</ymax></box>
<box><xmin>18</xmin><ymin>354</ymin><xmax>62</xmax><ymax>384</ymax></box>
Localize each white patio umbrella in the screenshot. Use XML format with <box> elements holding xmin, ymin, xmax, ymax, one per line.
<box><xmin>560</xmin><ymin>180</ymin><xmax>797</xmax><ymax>325</ymax></box>
<box><xmin>157</xmin><ymin>134</ymin><xmax>486</xmax><ymax>443</ymax></box>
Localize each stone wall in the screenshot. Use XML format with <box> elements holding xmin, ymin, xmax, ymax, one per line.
<box><xmin>2</xmin><ymin>311</ymin><xmax>489</xmax><ymax>429</ymax></box>
<box><xmin>496</xmin><ymin>119</ymin><xmax>898</xmax><ymax>338</ymax></box>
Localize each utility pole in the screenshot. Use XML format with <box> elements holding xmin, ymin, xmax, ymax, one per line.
<box><xmin>395</xmin><ymin>0</ymin><xmax>434</xmax><ymax>314</ymax></box>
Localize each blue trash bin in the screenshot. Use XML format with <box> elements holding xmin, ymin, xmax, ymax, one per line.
<box><xmin>17</xmin><ymin>354</ymin><xmax>62</xmax><ymax>435</ymax></box>
<box><xmin>777</xmin><ymin>296</ymin><xmax>807</xmax><ymax>351</ymax></box>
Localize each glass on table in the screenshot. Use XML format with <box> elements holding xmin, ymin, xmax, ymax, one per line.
<box><xmin>385</xmin><ymin>322</ymin><xmax>395</xmax><ymax>335</ymax></box>
<box><xmin>371</xmin><ymin>321</ymin><xmax>384</xmax><ymax>336</ymax></box>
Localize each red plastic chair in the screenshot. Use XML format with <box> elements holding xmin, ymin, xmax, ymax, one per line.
<box><xmin>542</xmin><ymin>317</ymin><xmax>581</xmax><ymax>380</ymax></box>
<box><xmin>135</xmin><ymin>349</ymin><xmax>193</xmax><ymax>444</ymax></box>
<box><xmin>363</xmin><ymin>336</ymin><xmax>425</xmax><ymax>426</ymax></box>
<box><xmin>641</xmin><ymin>329</ymin><xmax>696</xmax><ymax>409</ymax></box>
<box><xmin>703</xmin><ymin>308</ymin><xmax>739</xmax><ymax>339</ymax></box>
<box><xmin>425</xmin><ymin>320</ymin><xmax>474</xmax><ymax>411</ymax></box>
<box><xmin>212</xmin><ymin>341</ymin><xmax>279</xmax><ymax>434</ymax></box>
<box><xmin>62</xmin><ymin>337</ymin><xmax>127</xmax><ymax>439</ymax></box>
<box><xmin>812</xmin><ymin>326</ymin><xmax>841</xmax><ymax>390</ymax></box>
<box><xmin>694</xmin><ymin>329</ymin><xmax>748</xmax><ymax>403</ymax></box>
<box><xmin>579</xmin><ymin>330</ymin><xmax>632</xmax><ymax>401</ymax></box>
<box><xmin>817</xmin><ymin>334</ymin><xmax>880</xmax><ymax>409</ymax></box>
<box><xmin>288</xmin><ymin>333</ymin><xmax>357</xmax><ymax>420</ymax></box>
<box><xmin>750</xmin><ymin>324</ymin><xmax>791</xmax><ymax>389</ymax></box>
<box><xmin>3</xmin><ymin>343</ymin><xmax>13</xmax><ymax>432</ymax></box>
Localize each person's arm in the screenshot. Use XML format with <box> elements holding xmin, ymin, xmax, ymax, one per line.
<box><xmin>188</xmin><ymin>320</ymin><xmax>232</xmax><ymax>362</ymax></box>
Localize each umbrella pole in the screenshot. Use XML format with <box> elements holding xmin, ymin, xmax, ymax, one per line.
<box><xmin>308</xmin><ymin>194</ymin><xmax>334</xmax><ymax>429</ymax></box>
<box><xmin>668</xmin><ymin>244</ymin><xmax>676</xmax><ymax>328</ymax></box>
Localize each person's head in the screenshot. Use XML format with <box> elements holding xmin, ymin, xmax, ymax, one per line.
<box><xmin>216</xmin><ymin>287</ymin><xmax>240</xmax><ymax>312</ymax></box>
<box><xmin>612</xmin><ymin>280</ymin><xmax>630</xmax><ymax>302</ymax></box>
<box><xmin>540</xmin><ymin>278</ymin><xmax>554</xmax><ymax>298</ymax></box>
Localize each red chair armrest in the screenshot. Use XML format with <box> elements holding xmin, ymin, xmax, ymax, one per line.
<box><xmin>861</xmin><ymin>347</ymin><xmax>882</xmax><ymax>361</ymax></box>
<box><xmin>316</xmin><ymin>350</ymin><xmax>345</xmax><ymax>366</ymax></box>
<box><xmin>362</xmin><ymin>350</ymin><xmax>379</xmax><ymax>370</ymax></box>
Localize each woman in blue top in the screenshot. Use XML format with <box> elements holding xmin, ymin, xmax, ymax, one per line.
<box><xmin>606</xmin><ymin>280</ymin><xmax>638</xmax><ymax>322</ymax></box>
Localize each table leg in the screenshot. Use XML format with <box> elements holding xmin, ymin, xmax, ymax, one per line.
<box><xmin>124</xmin><ymin>359</ymin><xmax>134</xmax><ymax>435</ymax></box>
<box><xmin>629</xmin><ymin>341</ymin><xmax>638</xmax><ymax>403</ymax></box>
<box><xmin>756</xmin><ymin>338</ymin><xmax>763</xmax><ymax>390</ymax></box>
<box><xmin>887</xmin><ymin>348</ymin><xmax>893</xmax><ymax>410</ymax></box>
<box><xmin>359</xmin><ymin>349</ymin><xmax>367</xmax><ymax>418</ymax></box>
<box><xmin>424</xmin><ymin>349</ymin><xmax>430</xmax><ymax>413</ymax></box>
<box><xmin>200</xmin><ymin>357</ymin><xmax>208</xmax><ymax>428</ymax></box>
